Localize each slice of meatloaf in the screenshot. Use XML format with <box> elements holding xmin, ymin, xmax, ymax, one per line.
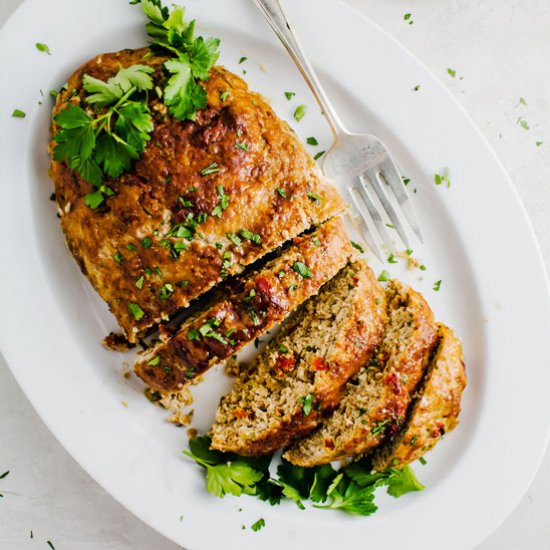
<box><xmin>284</xmin><ymin>280</ymin><xmax>438</xmax><ymax>467</ymax></box>
<box><xmin>372</xmin><ymin>324</ymin><xmax>466</xmax><ymax>471</ymax></box>
<box><xmin>134</xmin><ymin>217</ymin><xmax>353</xmax><ymax>392</ymax></box>
<box><xmin>49</xmin><ymin>48</ymin><xmax>346</xmax><ymax>342</ymax></box>
<box><xmin>210</xmin><ymin>260</ymin><xmax>388</xmax><ymax>456</ymax></box>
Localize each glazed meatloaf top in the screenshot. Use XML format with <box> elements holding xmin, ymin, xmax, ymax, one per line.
<box><xmin>49</xmin><ymin>48</ymin><xmax>345</xmax><ymax>342</ymax></box>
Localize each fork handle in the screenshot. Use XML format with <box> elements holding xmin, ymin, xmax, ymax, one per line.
<box><xmin>253</xmin><ymin>0</ymin><xmax>347</xmax><ymax>138</ymax></box>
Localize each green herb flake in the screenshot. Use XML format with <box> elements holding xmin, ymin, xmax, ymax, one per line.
<box><xmin>311</xmin><ymin>237</ymin><xmax>321</xmax><ymax>247</ymax></box>
<box><xmin>519</xmin><ymin>97</ymin><xmax>527</xmax><ymax>106</ymax></box>
<box><xmin>278</xmin><ymin>345</ymin><xmax>288</xmax><ymax>353</ymax></box>
<box><xmin>402</xmin><ymin>176</ymin><xmax>411</xmax><ymax>186</ymax></box>
<box><xmin>419</xmin><ymin>457</ymin><xmax>427</xmax><ymax>466</ymax></box>
<box><xmin>292</xmin><ymin>261</ymin><xmax>313</xmax><ymax>278</ymax></box>
<box><xmin>200</xmin><ymin>162</ymin><xmax>220</xmax><ymax>176</ymax></box>
<box><xmin>227</xmin><ymin>232</ymin><xmax>243</xmax><ymax>247</ymax></box>
<box><xmin>314</xmin><ymin>150</ymin><xmax>326</xmax><ymax>160</ymax></box>
<box><xmin>235</xmin><ymin>142</ymin><xmax>249</xmax><ymax>151</ymax></box>
<box><xmin>113</xmin><ymin>251</ymin><xmax>125</xmax><ymax>264</ymax></box>
<box><xmin>36</xmin><ymin>42</ymin><xmax>51</xmax><ymax>55</ymax></box>
<box><xmin>284</xmin><ymin>91</ymin><xmax>295</xmax><ymax>101</ymax></box>
<box><xmin>219</xmin><ymin>90</ymin><xmax>231</xmax><ymax>102</ymax></box>
<box><xmin>433</xmin><ymin>280</ymin><xmax>442</xmax><ymax>291</ymax></box>
<box><xmin>377</xmin><ymin>270</ymin><xmax>391</xmax><ymax>282</ymax></box>
<box><xmin>128</xmin><ymin>303</ymin><xmax>145</xmax><ymax>321</ymax></box>
<box><xmin>351</xmin><ymin>241</ymin><xmax>364</xmax><ymax>253</ymax></box>
<box><xmin>11</xmin><ymin>109</ymin><xmax>26</xmax><ymax>118</ymax></box>
<box><xmin>536</xmin><ymin>141</ymin><xmax>543</xmax><ymax>147</ymax></box>
<box><xmin>0</xmin><ymin>471</ymin><xmax>9</xmax><ymax>480</ymax></box>
<box><xmin>413</xmin><ymin>85</ymin><xmax>420</xmax><ymax>92</ymax></box>
<box><xmin>47</xmin><ymin>542</ymin><xmax>56</xmax><ymax>550</ymax></box>
<box><xmin>239</xmin><ymin>56</ymin><xmax>248</xmax><ymax>64</ymax></box>
<box><xmin>147</xmin><ymin>355</ymin><xmax>160</xmax><ymax>366</ymax></box>
<box><xmin>434</xmin><ymin>169</ymin><xmax>451</xmax><ymax>188</ymax></box>
<box><xmin>276</xmin><ymin>187</ymin><xmax>287</xmax><ymax>198</ymax></box>
<box><xmin>188</xmin><ymin>329</ymin><xmax>201</xmax><ymax>341</ymax></box>
<box><xmin>405</xmin><ymin>248</ymin><xmax>413</xmax><ymax>256</ymax></box>
<box><xmin>251</xmin><ymin>518</ymin><xmax>266</xmax><ymax>532</ymax></box>
<box><xmin>306</xmin><ymin>136</ymin><xmax>319</xmax><ymax>146</ymax></box>
<box><xmin>371</xmin><ymin>419</ymin><xmax>390</xmax><ymax>436</ymax></box>
<box><xmin>420</xmin><ymin>264</ymin><xmax>427</xmax><ymax>271</ymax></box>
<box><xmin>294</xmin><ymin>104</ymin><xmax>307</xmax><ymax>122</ymax></box>
<box><xmin>300</xmin><ymin>393</ymin><xmax>315</xmax><ymax>416</ymax></box>
<box><xmin>387</xmin><ymin>254</ymin><xmax>398</xmax><ymax>264</ymax></box>
<box><xmin>126</xmin><ymin>243</ymin><xmax>137</xmax><ymax>251</ymax></box>
<box><xmin>135</xmin><ymin>275</ymin><xmax>145</xmax><ymax>289</ymax></box>
<box><xmin>517</xmin><ymin>116</ymin><xmax>530</xmax><ymax>130</ymax></box>
<box><xmin>239</xmin><ymin>229</ymin><xmax>261</xmax><ymax>245</ymax></box>
<box><xmin>307</xmin><ymin>191</ymin><xmax>322</xmax><ymax>203</ymax></box>
<box><xmin>179</xmin><ymin>198</ymin><xmax>193</xmax><ymax>208</ymax></box>
<box><xmin>447</xmin><ymin>68</ymin><xmax>456</xmax><ymax>78</ymax></box>
<box><xmin>159</xmin><ymin>283</ymin><xmax>175</xmax><ymax>299</ymax></box>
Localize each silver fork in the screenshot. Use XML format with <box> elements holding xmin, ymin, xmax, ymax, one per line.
<box><xmin>253</xmin><ymin>0</ymin><xmax>422</xmax><ymax>260</ymax></box>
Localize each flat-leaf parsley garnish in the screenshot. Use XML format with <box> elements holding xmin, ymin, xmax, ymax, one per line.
<box><xmin>184</xmin><ymin>436</ymin><xmax>425</xmax><ymax>516</ymax></box>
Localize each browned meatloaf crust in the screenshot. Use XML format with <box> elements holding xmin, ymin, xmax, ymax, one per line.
<box><xmin>372</xmin><ymin>323</ymin><xmax>466</xmax><ymax>470</ymax></box>
<box><xmin>284</xmin><ymin>280</ymin><xmax>438</xmax><ymax>466</ymax></box>
<box><xmin>210</xmin><ymin>260</ymin><xmax>388</xmax><ymax>456</ymax></box>
<box><xmin>49</xmin><ymin>48</ymin><xmax>346</xmax><ymax>342</ymax></box>
<box><xmin>134</xmin><ymin>217</ymin><xmax>353</xmax><ymax>391</ymax></box>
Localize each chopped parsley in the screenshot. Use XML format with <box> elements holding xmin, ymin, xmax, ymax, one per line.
<box><xmin>434</xmin><ymin>169</ymin><xmax>451</xmax><ymax>188</ymax></box>
<box><xmin>377</xmin><ymin>270</ymin><xmax>390</xmax><ymax>282</ymax></box>
<box><xmin>128</xmin><ymin>303</ymin><xmax>145</xmax><ymax>321</ymax></box>
<box><xmin>276</xmin><ymin>187</ymin><xmax>287</xmax><ymax>198</ymax></box>
<box><xmin>311</xmin><ymin>237</ymin><xmax>321</xmax><ymax>246</ymax></box>
<box><xmin>211</xmin><ymin>185</ymin><xmax>230</xmax><ymax>217</ymax></box>
<box><xmin>278</xmin><ymin>345</ymin><xmax>288</xmax><ymax>353</ymax></box>
<box><xmin>387</xmin><ymin>254</ymin><xmax>398</xmax><ymax>264</ymax></box>
<box><xmin>412</xmin><ymin>85</ymin><xmax>420</xmax><ymax>92</ymax></box>
<box><xmin>371</xmin><ymin>419</ymin><xmax>390</xmax><ymax>436</ymax></box>
<box><xmin>536</xmin><ymin>141</ymin><xmax>543</xmax><ymax>147</ymax></box>
<box><xmin>126</xmin><ymin>243</ymin><xmax>137</xmax><ymax>251</ymax></box>
<box><xmin>419</xmin><ymin>264</ymin><xmax>427</xmax><ymax>271</ymax></box>
<box><xmin>188</xmin><ymin>329</ymin><xmax>201</xmax><ymax>341</ymax></box>
<box><xmin>135</xmin><ymin>275</ymin><xmax>145</xmax><ymax>289</ymax></box>
<box><xmin>307</xmin><ymin>191</ymin><xmax>321</xmax><ymax>203</ymax></box>
<box><xmin>235</xmin><ymin>142</ymin><xmax>249</xmax><ymax>151</ymax></box>
<box><xmin>351</xmin><ymin>241</ymin><xmax>364</xmax><ymax>253</ymax></box>
<box><xmin>314</xmin><ymin>150</ymin><xmax>326</xmax><ymax>160</ymax></box>
<box><xmin>251</xmin><ymin>518</ymin><xmax>266</xmax><ymax>532</ymax></box>
<box><xmin>47</xmin><ymin>542</ymin><xmax>56</xmax><ymax>550</ymax></box>
<box><xmin>219</xmin><ymin>90</ymin><xmax>231</xmax><ymax>102</ymax></box>
<box><xmin>405</xmin><ymin>248</ymin><xmax>413</xmax><ymax>256</ymax></box>
<box><xmin>300</xmin><ymin>393</ymin><xmax>315</xmax><ymax>416</ymax></box>
<box><xmin>11</xmin><ymin>109</ymin><xmax>26</xmax><ymax>118</ymax></box>
<box><xmin>284</xmin><ymin>91</ymin><xmax>296</xmax><ymax>101</ymax></box>
<box><xmin>179</xmin><ymin>198</ymin><xmax>193</xmax><ymax>208</ymax></box>
<box><xmin>200</xmin><ymin>162</ymin><xmax>220</xmax><ymax>176</ymax></box>
<box><xmin>403</xmin><ymin>13</ymin><xmax>413</xmax><ymax>24</ymax></box>
<box><xmin>239</xmin><ymin>229</ymin><xmax>261</xmax><ymax>245</ymax></box>
<box><xmin>447</xmin><ymin>67</ymin><xmax>456</xmax><ymax>78</ymax></box>
<box><xmin>36</xmin><ymin>42</ymin><xmax>51</xmax><ymax>54</ymax></box>
<box><xmin>292</xmin><ymin>261</ymin><xmax>313</xmax><ymax>278</ymax></box>
<box><xmin>159</xmin><ymin>283</ymin><xmax>174</xmax><ymax>299</ymax></box>
<box><xmin>239</xmin><ymin>56</ymin><xmax>248</xmax><ymax>64</ymax></box>
<box><xmin>519</xmin><ymin>97</ymin><xmax>527</xmax><ymax>106</ymax></box>
<box><xmin>227</xmin><ymin>232</ymin><xmax>243</xmax><ymax>247</ymax></box>
<box><xmin>306</xmin><ymin>136</ymin><xmax>319</xmax><ymax>146</ymax></box>
<box><xmin>141</xmin><ymin>237</ymin><xmax>152</xmax><ymax>248</ymax></box>
<box><xmin>433</xmin><ymin>280</ymin><xmax>442</xmax><ymax>291</ymax></box>
<box><xmin>293</xmin><ymin>104</ymin><xmax>307</xmax><ymax>122</ymax></box>
<box><xmin>517</xmin><ymin>116</ymin><xmax>530</xmax><ymax>130</ymax></box>
<box><xmin>113</xmin><ymin>251</ymin><xmax>125</xmax><ymax>264</ymax></box>
<box><xmin>419</xmin><ymin>457</ymin><xmax>427</xmax><ymax>466</ymax></box>
<box><xmin>0</xmin><ymin>471</ymin><xmax>9</xmax><ymax>479</ymax></box>
<box><xmin>147</xmin><ymin>355</ymin><xmax>160</xmax><ymax>366</ymax></box>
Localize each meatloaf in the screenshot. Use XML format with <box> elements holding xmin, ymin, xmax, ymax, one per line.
<box><xmin>134</xmin><ymin>217</ymin><xmax>353</xmax><ymax>392</ymax></box>
<box><xmin>284</xmin><ymin>280</ymin><xmax>438</xmax><ymax>466</ymax></box>
<box><xmin>372</xmin><ymin>324</ymin><xmax>466</xmax><ymax>470</ymax></box>
<box><xmin>210</xmin><ymin>260</ymin><xmax>388</xmax><ymax>456</ymax></box>
<box><xmin>49</xmin><ymin>48</ymin><xmax>345</xmax><ymax>342</ymax></box>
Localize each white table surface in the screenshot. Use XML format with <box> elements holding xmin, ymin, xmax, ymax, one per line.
<box><xmin>1</xmin><ymin>1</ymin><xmax>549</xmax><ymax>549</ymax></box>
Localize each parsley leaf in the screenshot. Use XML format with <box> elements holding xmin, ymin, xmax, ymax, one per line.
<box><xmin>294</xmin><ymin>104</ymin><xmax>307</xmax><ymax>122</ymax></box>
<box><xmin>315</xmin><ymin>475</ymin><xmax>378</xmax><ymax>516</ymax></box>
<box><xmin>250</xmin><ymin>518</ymin><xmax>265</xmax><ymax>532</ymax></box>
<box><xmin>300</xmin><ymin>393</ymin><xmax>315</xmax><ymax>415</ymax></box>
<box><xmin>292</xmin><ymin>261</ymin><xmax>313</xmax><ymax>278</ymax></box>
<box><xmin>386</xmin><ymin>465</ymin><xmax>425</xmax><ymax>497</ymax></box>
<box><xmin>36</xmin><ymin>42</ymin><xmax>51</xmax><ymax>55</ymax></box>
<box><xmin>128</xmin><ymin>302</ymin><xmax>145</xmax><ymax>321</ymax></box>
<box><xmin>12</xmin><ymin>109</ymin><xmax>26</xmax><ymax>118</ymax></box>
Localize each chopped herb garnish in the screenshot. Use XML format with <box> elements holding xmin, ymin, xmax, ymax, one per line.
<box><xmin>419</xmin><ymin>457</ymin><xmax>427</xmax><ymax>466</ymax></box>
<box><xmin>377</xmin><ymin>270</ymin><xmax>390</xmax><ymax>282</ymax></box>
<box><xmin>517</xmin><ymin>116</ymin><xmax>530</xmax><ymax>130</ymax></box>
<box><xmin>294</xmin><ymin>104</ymin><xmax>307</xmax><ymax>122</ymax></box>
<box><xmin>36</xmin><ymin>42</ymin><xmax>51</xmax><ymax>55</ymax></box>
<box><xmin>413</xmin><ymin>85</ymin><xmax>420</xmax><ymax>91</ymax></box>
<box><xmin>200</xmin><ymin>162</ymin><xmax>220</xmax><ymax>176</ymax></box>
<box><xmin>113</xmin><ymin>251</ymin><xmax>125</xmax><ymax>264</ymax></box>
<box><xmin>147</xmin><ymin>355</ymin><xmax>160</xmax><ymax>366</ymax></box>
<box><xmin>314</xmin><ymin>150</ymin><xmax>326</xmax><ymax>160</ymax></box>
<box><xmin>387</xmin><ymin>254</ymin><xmax>398</xmax><ymax>264</ymax></box>
<box><xmin>47</xmin><ymin>542</ymin><xmax>56</xmax><ymax>550</ymax></box>
<box><xmin>300</xmin><ymin>393</ymin><xmax>315</xmax><ymax>416</ymax></box>
<box><xmin>188</xmin><ymin>329</ymin><xmax>201</xmax><ymax>341</ymax></box>
<box><xmin>278</xmin><ymin>345</ymin><xmax>288</xmax><ymax>353</ymax></box>
<box><xmin>292</xmin><ymin>261</ymin><xmax>313</xmax><ymax>278</ymax></box>
<box><xmin>311</xmin><ymin>237</ymin><xmax>321</xmax><ymax>246</ymax></box>
<box><xmin>405</xmin><ymin>249</ymin><xmax>413</xmax><ymax>256</ymax></box>
<box><xmin>211</xmin><ymin>185</ymin><xmax>230</xmax><ymax>217</ymax></box>
<box><xmin>220</xmin><ymin>90</ymin><xmax>231</xmax><ymax>102</ymax></box>
<box><xmin>447</xmin><ymin>68</ymin><xmax>456</xmax><ymax>78</ymax></box>
<box><xmin>0</xmin><ymin>471</ymin><xmax>9</xmax><ymax>479</ymax></box>
<box><xmin>135</xmin><ymin>275</ymin><xmax>145</xmax><ymax>289</ymax></box>
<box><xmin>433</xmin><ymin>280</ymin><xmax>442</xmax><ymax>291</ymax></box>
<box><xmin>11</xmin><ymin>109</ymin><xmax>26</xmax><ymax>118</ymax></box>
<box><xmin>159</xmin><ymin>283</ymin><xmax>174</xmax><ymax>299</ymax></box>
<box><xmin>402</xmin><ymin>176</ymin><xmax>411</xmax><ymax>186</ymax></box>
<box><xmin>404</xmin><ymin>13</ymin><xmax>412</xmax><ymax>20</ymax></box>
<box><xmin>128</xmin><ymin>303</ymin><xmax>145</xmax><ymax>321</ymax></box>
<box><xmin>239</xmin><ymin>229</ymin><xmax>261</xmax><ymax>245</ymax></box>
<box><xmin>434</xmin><ymin>169</ymin><xmax>451</xmax><ymax>188</ymax></box>
<box><xmin>239</xmin><ymin>56</ymin><xmax>247</xmax><ymax>64</ymax></box>
<box><xmin>351</xmin><ymin>241</ymin><xmax>365</xmax><ymax>253</ymax></box>
<box><xmin>276</xmin><ymin>187</ymin><xmax>287</xmax><ymax>198</ymax></box>
<box><xmin>227</xmin><ymin>232</ymin><xmax>243</xmax><ymax>247</ymax></box>
<box><xmin>251</xmin><ymin>518</ymin><xmax>266</xmax><ymax>532</ymax></box>
<box><xmin>179</xmin><ymin>198</ymin><xmax>193</xmax><ymax>208</ymax></box>
<box><xmin>306</xmin><ymin>136</ymin><xmax>319</xmax><ymax>146</ymax></box>
<box><xmin>235</xmin><ymin>142</ymin><xmax>249</xmax><ymax>151</ymax></box>
<box><xmin>420</xmin><ymin>264</ymin><xmax>427</xmax><ymax>271</ymax></box>
<box><xmin>284</xmin><ymin>91</ymin><xmax>296</xmax><ymax>101</ymax></box>
<box><xmin>178</xmin><ymin>280</ymin><xmax>189</xmax><ymax>287</ymax></box>
<box><xmin>126</xmin><ymin>243</ymin><xmax>137</xmax><ymax>251</ymax></box>
<box><xmin>307</xmin><ymin>191</ymin><xmax>321</xmax><ymax>203</ymax></box>
<box><xmin>536</xmin><ymin>141</ymin><xmax>543</xmax><ymax>147</ymax></box>
<box><xmin>385</xmin><ymin>223</ymin><xmax>396</xmax><ymax>229</ymax></box>
<box><xmin>371</xmin><ymin>419</ymin><xmax>390</xmax><ymax>436</ymax></box>
<box><xmin>519</xmin><ymin>97</ymin><xmax>527</xmax><ymax>106</ymax></box>
<box><xmin>50</xmin><ymin>89</ymin><xmax>58</xmax><ymax>98</ymax></box>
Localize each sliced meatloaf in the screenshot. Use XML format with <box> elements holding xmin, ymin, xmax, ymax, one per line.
<box><xmin>210</xmin><ymin>260</ymin><xmax>388</xmax><ymax>456</ymax></box>
<box><xmin>372</xmin><ymin>324</ymin><xmax>466</xmax><ymax>471</ymax></box>
<box><xmin>49</xmin><ymin>48</ymin><xmax>345</xmax><ymax>342</ymax></box>
<box><xmin>284</xmin><ymin>280</ymin><xmax>438</xmax><ymax>467</ymax></box>
<box><xmin>134</xmin><ymin>217</ymin><xmax>353</xmax><ymax>392</ymax></box>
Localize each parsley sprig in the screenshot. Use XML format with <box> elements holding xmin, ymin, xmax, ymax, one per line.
<box><xmin>184</xmin><ymin>436</ymin><xmax>424</xmax><ymax>516</ymax></box>
<box><xmin>52</xmin><ymin>65</ymin><xmax>155</xmax><ymax>207</ymax></box>
<box><xmin>139</xmin><ymin>0</ymin><xmax>220</xmax><ymax>120</ymax></box>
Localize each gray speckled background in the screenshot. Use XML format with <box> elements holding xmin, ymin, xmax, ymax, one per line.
<box><xmin>1</xmin><ymin>1</ymin><xmax>549</xmax><ymax>548</ymax></box>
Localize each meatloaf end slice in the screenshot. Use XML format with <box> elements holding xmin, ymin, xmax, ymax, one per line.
<box><xmin>210</xmin><ymin>259</ymin><xmax>388</xmax><ymax>456</ymax></box>
<box><xmin>284</xmin><ymin>280</ymin><xmax>438</xmax><ymax>467</ymax></box>
<box><xmin>50</xmin><ymin>48</ymin><xmax>346</xmax><ymax>342</ymax></box>
<box><xmin>372</xmin><ymin>323</ymin><xmax>466</xmax><ymax>471</ymax></box>
<box><xmin>134</xmin><ymin>217</ymin><xmax>353</xmax><ymax>392</ymax></box>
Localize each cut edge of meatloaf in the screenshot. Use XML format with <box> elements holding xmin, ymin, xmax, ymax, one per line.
<box><xmin>209</xmin><ymin>259</ymin><xmax>388</xmax><ymax>457</ymax></box>
<box><xmin>372</xmin><ymin>323</ymin><xmax>466</xmax><ymax>471</ymax></box>
<box><xmin>134</xmin><ymin>217</ymin><xmax>353</xmax><ymax>392</ymax></box>
<box><xmin>49</xmin><ymin>48</ymin><xmax>346</xmax><ymax>343</ymax></box>
<box><xmin>283</xmin><ymin>280</ymin><xmax>438</xmax><ymax>467</ymax></box>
